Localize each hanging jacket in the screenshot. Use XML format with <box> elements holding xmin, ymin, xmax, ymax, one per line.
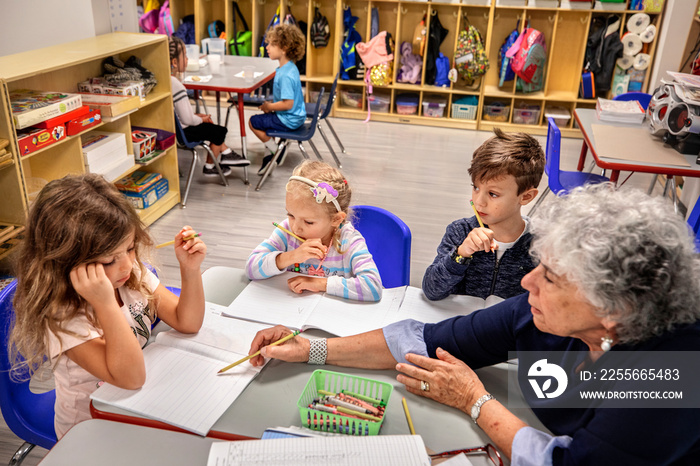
<box><xmin>584</xmin><ymin>15</ymin><xmax>623</xmax><ymax>95</ymax></box>
<box><xmin>340</xmin><ymin>8</ymin><xmax>362</xmax><ymax>80</ymax></box>
<box><xmin>425</xmin><ymin>13</ymin><xmax>448</xmax><ymax>85</ymax></box>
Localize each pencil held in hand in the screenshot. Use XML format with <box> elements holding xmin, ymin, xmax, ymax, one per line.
<box><xmin>273</xmin><ymin>222</ymin><xmax>305</xmax><ymax>243</ymax></box>
<box><xmin>217</xmin><ymin>329</ymin><xmax>303</xmax><ymax>374</ymax></box>
<box><xmin>156</xmin><ymin>233</ymin><xmax>201</xmax><ymax>249</ymax></box>
<box><xmin>469</xmin><ymin>200</ymin><xmax>485</xmax><ymax>228</ymax></box>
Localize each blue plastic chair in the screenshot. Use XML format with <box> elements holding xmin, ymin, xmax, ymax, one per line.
<box><xmin>352</xmin><ymin>205</ymin><xmax>412</xmax><ymax>288</ymax></box>
<box><xmin>613</xmin><ymin>91</ymin><xmax>652</xmax><ymax>110</ymax></box>
<box><xmin>305</xmin><ymin>73</ymin><xmax>344</xmax><ymax>168</ymax></box>
<box><xmin>0</xmin><ymin>281</ymin><xmax>57</xmax><ymax>465</ymax></box>
<box><xmin>255</xmin><ymin>88</ymin><xmax>326</xmax><ymax>191</ymax></box>
<box><xmin>530</xmin><ymin>118</ymin><xmax>610</xmax><ymax>214</ymax></box>
<box><xmin>687</xmin><ymin>196</ymin><xmax>700</xmax><ymax>252</ymax></box>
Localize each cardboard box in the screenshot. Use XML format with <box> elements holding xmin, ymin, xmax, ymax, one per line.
<box><xmin>17</xmin><ymin>125</ymin><xmax>66</xmax><ymax>156</ymax></box>
<box><xmin>131</xmin><ymin>130</ymin><xmax>157</xmax><ymax>161</ymax></box>
<box><xmin>114</xmin><ymin>170</ymin><xmax>162</xmax><ymax>193</ymax></box>
<box><xmin>78</xmin><ymin>94</ymin><xmax>140</xmax><ymax>118</ymax></box>
<box><xmin>65</xmin><ymin>108</ymin><xmax>101</xmax><ymax>136</ymax></box>
<box><xmin>121</xmin><ymin>178</ymin><xmax>169</xmax><ymax>209</ymax></box>
<box><xmin>10</xmin><ymin>90</ymin><xmax>83</xmax><ymax>129</ymax></box>
<box><xmin>34</xmin><ymin>105</ymin><xmax>90</xmax><ymax>129</ymax></box>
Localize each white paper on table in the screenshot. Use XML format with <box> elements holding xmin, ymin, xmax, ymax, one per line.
<box><xmin>233</xmin><ymin>70</ymin><xmax>264</xmax><ymax>78</ymax></box>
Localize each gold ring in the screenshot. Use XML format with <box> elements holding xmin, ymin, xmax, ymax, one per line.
<box><xmin>420</xmin><ymin>380</ymin><xmax>430</xmax><ymax>392</ymax></box>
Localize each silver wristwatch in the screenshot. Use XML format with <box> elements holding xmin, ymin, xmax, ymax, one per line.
<box><xmin>470</xmin><ymin>393</ymin><xmax>495</xmax><ymax>425</ymax></box>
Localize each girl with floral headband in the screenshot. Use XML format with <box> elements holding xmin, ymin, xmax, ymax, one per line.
<box><xmin>246</xmin><ymin>161</ymin><xmax>383</xmax><ymax>301</ymax></box>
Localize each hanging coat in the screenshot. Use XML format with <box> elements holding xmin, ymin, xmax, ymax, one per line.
<box><xmin>424</xmin><ymin>13</ymin><xmax>448</xmax><ymax>86</ymax></box>
<box><xmin>340</xmin><ymin>8</ymin><xmax>362</xmax><ymax>80</ymax></box>
<box><xmin>584</xmin><ymin>15</ymin><xmax>623</xmax><ymax>95</ymax></box>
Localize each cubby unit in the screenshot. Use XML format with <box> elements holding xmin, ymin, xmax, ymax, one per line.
<box><xmin>0</xmin><ymin>33</ymin><xmax>180</xmax><ymax>264</ymax></box>
<box><xmin>167</xmin><ymin>0</ymin><xmax>664</xmax><ymax>136</ymax></box>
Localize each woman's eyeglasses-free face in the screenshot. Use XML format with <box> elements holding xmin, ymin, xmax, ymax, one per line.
<box><xmin>429</xmin><ymin>444</ymin><xmax>503</xmax><ymax>466</ymax></box>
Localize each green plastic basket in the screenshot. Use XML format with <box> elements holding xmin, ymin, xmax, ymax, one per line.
<box><xmin>297</xmin><ymin>370</ymin><xmax>393</xmax><ymax>436</ymax></box>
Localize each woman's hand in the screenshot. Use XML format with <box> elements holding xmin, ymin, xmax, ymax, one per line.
<box><xmin>395</xmin><ymin>348</ymin><xmax>488</xmax><ymax>414</ymax></box>
<box><xmin>248</xmin><ymin>325</ymin><xmax>310</xmax><ymax>367</ymax></box>
<box><xmin>458</xmin><ymin>227</ymin><xmax>497</xmax><ymax>257</ymax></box>
<box><xmin>70</xmin><ymin>262</ymin><xmax>118</xmax><ymax>310</ymax></box>
<box><xmin>287</xmin><ymin>276</ymin><xmax>327</xmax><ymax>294</ymax></box>
<box><xmin>174</xmin><ymin>225</ymin><xmax>206</xmax><ymax>271</ymax></box>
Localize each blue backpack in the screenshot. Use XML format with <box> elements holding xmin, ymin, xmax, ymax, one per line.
<box><xmin>435</xmin><ymin>53</ymin><xmax>450</xmax><ymax>87</ymax></box>
<box><xmin>499</xmin><ymin>22</ymin><xmax>519</xmax><ymax>87</ymax></box>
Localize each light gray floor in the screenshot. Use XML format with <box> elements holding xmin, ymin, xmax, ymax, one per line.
<box><xmin>1</xmin><ymin>107</ymin><xmax>665</xmax><ymax>465</ymax></box>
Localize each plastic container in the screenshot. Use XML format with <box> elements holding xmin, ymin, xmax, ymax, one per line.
<box><xmin>396</xmin><ymin>93</ymin><xmax>419</xmax><ymax>115</ymax></box>
<box><xmin>185</xmin><ymin>45</ymin><xmax>200</xmax><ymax>71</ymax></box>
<box><xmin>544</xmin><ymin>106</ymin><xmax>572</xmax><ymax>128</ymax></box>
<box><xmin>369</xmin><ymin>94</ymin><xmax>390</xmax><ymax>113</ymax></box>
<box><xmin>201</xmin><ymin>38</ymin><xmax>226</xmax><ymax>58</ymax></box>
<box><xmin>297</xmin><ymin>370</ymin><xmax>392</xmax><ymax>436</ymax></box>
<box><xmin>451</xmin><ymin>96</ymin><xmax>478</xmax><ymax>120</ymax></box>
<box><xmin>422</xmin><ymin>96</ymin><xmax>447</xmax><ymax>118</ymax></box>
<box><xmin>308</xmin><ymin>89</ymin><xmax>330</xmax><ymax>107</ymax></box>
<box><xmin>340</xmin><ymin>89</ymin><xmax>363</xmax><ymax>109</ymax></box>
<box><xmin>132</xmin><ymin>126</ymin><xmax>176</xmax><ymax>151</ymax></box>
<box><xmin>483</xmin><ymin>102</ymin><xmax>510</xmax><ymax>122</ymax></box>
<box><xmin>513</xmin><ymin>104</ymin><xmax>541</xmax><ymax>125</ymax></box>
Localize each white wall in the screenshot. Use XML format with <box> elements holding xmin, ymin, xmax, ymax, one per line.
<box><xmin>649</xmin><ymin>0</ymin><xmax>696</xmax><ymax>89</ymax></box>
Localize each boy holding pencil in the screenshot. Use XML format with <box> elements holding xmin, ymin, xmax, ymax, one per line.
<box><xmin>422</xmin><ymin>129</ymin><xmax>545</xmax><ymax>301</ymax></box>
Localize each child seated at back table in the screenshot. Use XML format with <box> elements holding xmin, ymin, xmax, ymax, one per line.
<box><xmin>246</xmin><ymin>161</ymin><xmax>383</xmax><ymax>302</ymax></box>
<box><xmin>423</xmin><ymin>128</ymin><xmax>545</xmax><ymax>301</ymax></box>
<box><xmin>248</xmin><ymin>24</ymin><xmax>307</xmax><ymax>175</ymax></box>
<box><xmin>8</xmin><ymin>173</ymin><xmax>207</xmax><ymax>439</ymax></box>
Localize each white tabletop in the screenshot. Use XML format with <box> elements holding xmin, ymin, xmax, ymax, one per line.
<box><xmin>184</xmin><ymin>56</ymin><xmax>278</xmax><ymax>92</ymax></box>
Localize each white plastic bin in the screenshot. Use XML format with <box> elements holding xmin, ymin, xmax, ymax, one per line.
<box><xmin>422</xmin><ymin>96</ymin><xmax>447</xmax><ymax>118</ymax></box>
<box><xmin>544</xmin><ymin>106</ymin><xmax>572</xmax><ymax>127</ymax></box>
<box><xmin>369</xmin><ymin>94</ymin><xmax>390</xmax><ymax>113</ymax></box>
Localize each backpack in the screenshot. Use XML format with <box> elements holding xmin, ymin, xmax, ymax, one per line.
<box><xmin>157</xmin><ymin>0</ymin><xmax>174</xmax><ymax>36</ymax></box>
<box><xmin>507</xmin><ymin>26</ymin><xmax>546</xmax><ymax>93</ymax></box>
<box><xmin>310</xmin><ymin>7</ymin><xmax>330</xmax><ymax>48</ymax></box>
<box><xmin>173</xmin><ymin>14</ymin><xmax>195</xmax><ymax>44</ymax></box>
<box><xmin>454</xmin><ymin>23</ymin><xmax>489</xmax><ymax>86</ymax></box>
<box><xmin>356</xmin><ymin>31</ymin><xmax>394</xmax><ymax>120</ymax></box>
<box><xmin>425</xmin><ymin>12</ymin><xmax>448</xmax><ymax>86</ymax></box>
<box><xmin>259</xmin><ymin>7</ymin><xmax>281</xmax><ymax>57</ymax></box>
<box><xmin>498</xmin><ymin>23</ymin><xmax>519</xmax><ymax>87</ymax></box>
<box><xmin>229</xmin><ymin>2</ymin><xmax>252</xmax><ymax>56</ymax></box>
<box><xmin>435</xmin><ymin>53</ymin><xmax>450</xmax><ymax>87</ymax></box>
<box><xmin>208</xmin><ymin>20</ymin><xmax>225</xmax><ymax>39</ymax></box>
<box><xmin>340</xmin><ymin>7</ymin><xmax>362</xmax><ymax>80</ymax></box>
<box><xmin>283</xmin><ymin>12</ymin><xmax>298</xmax><ymax>27</ymax></box>
<box><xmin>397</xmin><ymin>41</ymin><xmax>422</xmax><ymax>85</ymax></box>
<box><xmin>139</xmin><ymin>9</ymin><xmax>160</xmax><ymax>33</ymax></box>
<box><xmin>370</xmin><ymin>7</ymin><xmax>379</xmax><ymax>39</ymax></box>
<box><xmin>412</xmin><ymin>15</ymin><xmax>427</xmax><ymax>57</ymax></box>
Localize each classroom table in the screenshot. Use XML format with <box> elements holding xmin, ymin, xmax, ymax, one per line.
<box><xmin>91</xmin><ymin>267</ymin><xmax>548</xmax><ymax>462</ymax></box>
<box><xmin>183</xmin><ymin>56</ymin><xmax>277</xmax><ymax>161</ymax></box>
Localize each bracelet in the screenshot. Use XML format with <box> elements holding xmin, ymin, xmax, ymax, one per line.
<box><xmin>308</xmin><ymin>338</ymin><xmax>327</xmax><ymax>365</ymax></box>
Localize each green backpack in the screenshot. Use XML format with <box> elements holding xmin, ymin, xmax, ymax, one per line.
<box><xmin>454</xmin><ymin>23</ymin><xmax>489</xmax><ymax>86</ymax></box>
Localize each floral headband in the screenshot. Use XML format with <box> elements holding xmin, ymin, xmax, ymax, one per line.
<box><xmin>289</xmin><ymin>175</ymin><xmax>341</xmax><ymax>212</ymax></box>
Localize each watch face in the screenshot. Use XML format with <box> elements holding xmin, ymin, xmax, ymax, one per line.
<box><xmin>471</xmin><ymin>405</ymin><xmax>478</xmax><ymax>419</ymax></box>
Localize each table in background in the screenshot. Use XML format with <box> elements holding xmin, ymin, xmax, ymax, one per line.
<box><xmin>184</xmin><ymin>57</ymin><xmax>277</xmax><ymax>161</ymax></box>
<box><xmin>91</xmin><ymin>267</ymin><xmax>547</xmax><ymax>460</ymax></box>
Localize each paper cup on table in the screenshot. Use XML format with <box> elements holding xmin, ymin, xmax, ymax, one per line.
<box><xmin>243</xmin><ymin>65</ymin><xmax>255</xmax><ymax>83</ymax></box>
<box><xmin>208</xmin><ymin>54</ymin><xmax>222</xmax><ymax>75</ymax></box>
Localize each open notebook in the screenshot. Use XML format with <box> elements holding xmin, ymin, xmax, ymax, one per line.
<box><xmin>222</xmin><ymin>273</ymin><xmax>503</xmax><ymax>337</ymax></box>
<box><xmin>90</xmin><ymin>303</ymin><xmax>272</xmax><ymax>436</ymax></box>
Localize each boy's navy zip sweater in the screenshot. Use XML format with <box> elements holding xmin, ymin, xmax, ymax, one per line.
<box><xmin>422</xmin><ymin>216</ymin><xmax>535</xmax><ymax>300</ymax></box>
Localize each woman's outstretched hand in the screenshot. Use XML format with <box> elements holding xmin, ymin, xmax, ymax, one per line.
<box><xmin>248</xmin><ymin>325</ymin><xmax>310</xmax><ymax>367</ymax></box>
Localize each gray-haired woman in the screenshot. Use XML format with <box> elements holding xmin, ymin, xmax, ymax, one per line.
<box><xmin>248</xmin><ymin>184</ymin><xmax>700</xmax><ymax>465</ymax></box>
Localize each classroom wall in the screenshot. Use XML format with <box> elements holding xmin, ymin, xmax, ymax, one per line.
<box><xmin>649</xmin><ymin>0</ymin><xmax>695</xmax><ymax>90</ymax></box>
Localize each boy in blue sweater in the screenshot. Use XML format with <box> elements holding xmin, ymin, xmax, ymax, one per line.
<box><xmin>249</xmin><ymin>24</ymin><xmax>307</xmax><ymax>175</ymax></box>
<box><xmin>423</xmin><ymin>129</ymin><xmax>545</xmax><ymax>300</ymax></box>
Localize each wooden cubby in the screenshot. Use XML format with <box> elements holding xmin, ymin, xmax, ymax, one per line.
<box><xmin>0</xmin><ymin>33</ymin><xmax>180</xmax><ymax>262</ymax></box>
<box><xmin>169</xmin><ymin>0</ymin><xmax>664</xmax><ymax>136</ymax></box>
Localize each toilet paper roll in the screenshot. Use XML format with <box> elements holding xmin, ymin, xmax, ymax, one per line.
<box><xmin>640</xmin><ymin>24</ymin><xmax>656</xmax><ymax>43</ymax></box>
<box><xmin>633</xmin><ymin>53</ymin><xmax>651</xmax><ymax>71</ymax></box>
<box><xmin>616</xmin><ymin>55</ymin><xmax>634</xmax><ymax>70</ymax></box>
<box><xmin>623</xmin><ymin>33</ymin><xmax>643</xmax><ymax>56</ymax></box>
<box><xmin>627</xmin><ymin>13</ymin><xmax>651</xmax><ymax>34</ymax></box>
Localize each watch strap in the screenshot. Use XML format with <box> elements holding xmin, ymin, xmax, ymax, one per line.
<box><xmin>308</xmin><ymin>338</ymin><xmax>327</xmax><ymax>365</ymax></box>
<box><xmin>471</xmin><ymin>393</ymin><xmax>495</xmax><ymax>424</ymax></box>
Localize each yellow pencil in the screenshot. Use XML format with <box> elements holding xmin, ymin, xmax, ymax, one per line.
<box><xmin>273</xmin><ymin>222</ymin><xmax>305</xmax><ymax>242</ymax></box>
<box><xmin>155</xmin><ymin>233</ymin><xmax>201</xmax><ymax>249</ymax></box>
<box><xmin>217</xmin><ymin>330</ymin><xmax>302</xmax><ymax>374</ymax></box>
<box><xmin>470</xmin><ymin>200</ymin><xmax>485</xmax><ymax>228</ymax></box>
<box><xmin>402</xmin><ymin>397</ymin><xmax>416</xmax><ymax>435</ymax></box>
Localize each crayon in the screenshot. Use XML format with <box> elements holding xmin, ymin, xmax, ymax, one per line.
<box><xmin>341</xmin><ymin>390</ymin><xmax>384</xmax><ymax>406</ymax></box>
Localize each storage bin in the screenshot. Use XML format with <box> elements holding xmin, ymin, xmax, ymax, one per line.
<box><xmin>396</xmin><ymin>93</ymin><xmax>419</xmax><ymax>115</ymax></box>
<box><xmin>452</xmin><ymin>96</ymin><xmax>478</xmax><ymax>120</ymax></box>
<box><xmin>422</xmin><ymin>96</ymin><xmax>447</xmax><ymax>118</ymax></box>
<box><xmin>298</xmin><ymin>370</ymin><xmax>392</xmax><ymax>436</ymax></box>
<box><xmin>544</xmin><ymin>106</ymin><xmax>572</xmax><ymax>128</ymax></box>
<box><xmin>513</xmin><ymin>104</ymin><xmax>541</xmax><ymax>125</ymax></box>
<box><xmin>483</xmin><ymin>102</ymin><xmax>510</xmax><ymax>122</ymax></box>
<box><xmin>132</xmin><ymin>126</ymin><xmax>175</xmax><ymax>151</ymax></box>
<box><xmin>308</xmin><ymin>89</ymin><xmax>331</xmax><ymax>107</ymax></box>
<box><xmin>369</xmin><ymin>94</ymin><xmax>390</xmax><ymax>113</ymax></box>
<box><xmin>340</xmin><ymin>89</ymin><xmax>363</xmax><ymax>109</ymax></box>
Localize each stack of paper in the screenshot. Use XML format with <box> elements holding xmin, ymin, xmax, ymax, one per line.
<box><xmin>81</xmin><ymin>131</ymin><xmax>134</xmax><ymax>181</ymax></box>
<box><xmin>596</xmin><ymin>98</ymin><xmax>645</xmax><ymax>124</ymax></box>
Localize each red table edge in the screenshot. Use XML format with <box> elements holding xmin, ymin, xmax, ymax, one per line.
<box><xmin>90</xmin><ymin>401</ymin><xmax>256</xmax><ymax>441</ymax></box>
<box><xmin>573</xmin><ymin>110</ymin><xmax>700</xmax><ymax>179</ymax></box>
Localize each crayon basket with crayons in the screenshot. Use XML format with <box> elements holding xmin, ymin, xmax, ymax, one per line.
<box><xmin>297</xmin><ymin>370</ymin><xmax>393</xmax><ymax>436</ymax></box>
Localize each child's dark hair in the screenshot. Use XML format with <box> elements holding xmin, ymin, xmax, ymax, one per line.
<box><xmin>169</xmin><ymin>36</ymin><xmax>186</xmax><ymax>66</ymax></box>
<box><xmin>10</xmin><ymin>173</ymin><xmax>154</xmax><ymax>381</ymax></box>
<box><xmin>266</xmin><ymin>24</ymin><xmax>306</xmax><ymax>62</ymax></box>
<box><xmin>468</xmin><ymin>128</ymin><xmax>545</xmax><ymax>194</ymax></box>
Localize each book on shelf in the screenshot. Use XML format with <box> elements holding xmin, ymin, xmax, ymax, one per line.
<box><xmin>9</xmin><ymin>89</ymin><xmax>82</xmax><ymax>129</ymax></box>
<box><xmin>596</xmin><ymin>98</ymin><xmax>645</xmax><ymax>124</ymax></box>
<box><xmin>222</xmin><ymin>272</ymin><xmax>503</xmax><ymax>337</ymax></box>
<box><xmin>114</xmin><ymin>170</ymin><xmax>162</xmax><ymax>193</ymax></box>
<box><xmin>91</xmin><ymin>303</ymin><xmax>272</xmax><ymax>436</ymax></box>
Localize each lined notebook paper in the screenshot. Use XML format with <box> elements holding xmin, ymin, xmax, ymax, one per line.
<box><xmin>206</xmin><ymin>435</ymin><xmax>431</xmax><ymax>466</ymax></box>
<box><xmin>223</xmin><ymin>273</ymin><xmax>503</xmax><ymax>337</ymax></box>
<box><xmin>90</xmin><ymin>303</ymin><xmax>272</xmax><ymax>436</ymax></box>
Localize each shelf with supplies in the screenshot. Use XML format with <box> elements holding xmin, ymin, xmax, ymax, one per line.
<box><xmin>0</xmin><ymin>33</ymin><xmax>180</xmax><ymax>269</ymax></box>
<box><xmin>167</xmin><ymin>0</ymin><xmax>663</xmax><ymax>136</ymax></box>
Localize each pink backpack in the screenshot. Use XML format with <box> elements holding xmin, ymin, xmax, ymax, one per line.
<box><xmin>157</xmin><ymin>1</ymin><xmax>174</xmax><ymax>36</ymax></box>
<box><xmin>506</xmin><ymin>27</ymin><xmax>546</xmax><ymax>84</ymax></box>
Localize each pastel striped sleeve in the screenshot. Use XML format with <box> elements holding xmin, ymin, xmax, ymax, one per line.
<box><xmin>325</xmin><ymin>227</ymin><xmax>383</xmax><ymax>302</ymax></box>
<box><xmin>245</xmin><ymin>225</ymin><xmax>294</xmax><ymax>280</ymax></box>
